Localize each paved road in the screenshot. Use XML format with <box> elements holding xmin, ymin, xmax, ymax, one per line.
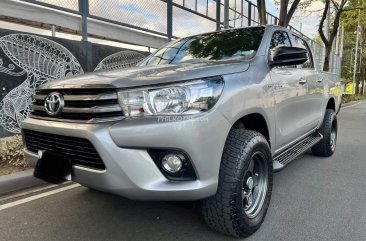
<box><xmin>1</xmin><ymin>102</ymin><xmax>366</xmax><ymax>241</ymax></box>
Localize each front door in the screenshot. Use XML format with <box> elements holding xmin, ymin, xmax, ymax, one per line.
<box><xmin>269</xmin><ymin>30</ymin><xmax>310</xmax><ymax>151</ymax></box>
<box><xmin>291</xmin><ymin>34</ymin><xmax>324</xmax><ymax>128</ymax></box>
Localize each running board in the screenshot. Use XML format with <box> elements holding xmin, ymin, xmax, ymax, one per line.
<box><xmin>273</xmin><ymin>133</ymin><xmax>323</xmax><ymax>172</ymax></box>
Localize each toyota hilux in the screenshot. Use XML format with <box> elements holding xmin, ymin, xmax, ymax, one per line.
<box><xmin>22</xmin><ymin>25</ymin><xmax>341</xmax><ymax>237</ymax></box>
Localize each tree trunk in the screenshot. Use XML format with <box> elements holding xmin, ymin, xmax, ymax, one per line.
<box><xmin>278</xmin><ymin>0</ymin><xmax>289</xmax><ymax>26</ymax></box>
<box><xmin>323</xmin><ymin>44</ymin><xmax>332</xmax><ymax>72</ymax></box>
<box><xmin>257</xmin><ymin>0</ymin><xmax>267</xmax><ymax>25</ymax></box>
<box><xmin>318</xmin><ymin>0</ymin><xmax>348</xmax><ymax>72</ymax></box>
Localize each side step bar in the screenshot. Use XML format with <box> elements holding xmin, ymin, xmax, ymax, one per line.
<box><xmin>273</xmin><ymin>132</ymin><xmax>323</xmax><ymax>172</ymax></box>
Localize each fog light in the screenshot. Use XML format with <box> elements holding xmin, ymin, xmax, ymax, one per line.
<box><xmin>161</xmin><ymin>154</ymin><xmax>183</xmax><ymax>173</ymax></box>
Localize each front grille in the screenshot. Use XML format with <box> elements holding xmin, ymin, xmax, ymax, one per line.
<box><xmin>23</xmin><ymin>130</ymin><xmax>106</xmax><ymax>170</ymax></box>
<box><xmin>30</xmin><ymin>89</ymin><xmax>124</xmax><ymax>122</ymax></box>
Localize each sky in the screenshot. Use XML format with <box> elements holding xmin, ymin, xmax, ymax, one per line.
<box><xmin>0</xmin><ymin>0</ymin><xmax>326</xmax><ymax>48</ymax></box>
<box><xmin>263</xmin><ymin>0</ymin><xmax>326</xmax><ymax>38</ymax></box>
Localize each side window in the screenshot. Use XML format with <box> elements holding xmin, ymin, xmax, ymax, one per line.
<box><xmin>292</xmin><ymin>35</ymin><xmax>314</xmax><ymax>69</ymax></box>
<box><xmin>269</xmin><ymin>31</ymin><xmax>292</xmax><ymax>67</ymax></box>
<box><xmin>270</xmin><ymin>31</ymin><xmax>292</xmax><ymax>53</ymax></box>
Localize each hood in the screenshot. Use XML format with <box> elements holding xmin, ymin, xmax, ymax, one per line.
<box><xmin>39</xmin><ymin>59</ymin><xmax>251</xmax><ymax>90</ymax></box>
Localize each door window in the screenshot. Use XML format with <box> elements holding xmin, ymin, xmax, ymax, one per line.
<box><xmin>292</xmin><ymin>35</ymin><xmax>314</xmax><ymax>69</ymax></box>
<box><xmin>270</xmin><ymin>31</ymin><xmax>292</xmax><ymax>53</ymax></box>
<box><xmin>269</xmin><ymin>31</ymin><xmax>293</xmax><ymax>67</ymax></box>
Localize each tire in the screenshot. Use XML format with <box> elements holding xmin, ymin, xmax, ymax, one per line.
<box><xmin>201</xmin><ymin>129</ymin><xmax>273</xmax><ymax>238</ymax></box>
<box><xmin>311</xmin><ymin>109</ymin><xmax>337</xmax><ymax>157</ymax></box>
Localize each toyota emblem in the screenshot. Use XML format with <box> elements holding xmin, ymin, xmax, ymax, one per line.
<box><xmin>44</xmin><ymin>92</ymin><xmax>64</xmax><ymax>116</ymax></box>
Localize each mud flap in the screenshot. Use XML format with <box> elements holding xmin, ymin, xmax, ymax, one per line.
<box><xmin>34</xmin><ymin>151</ymin><xmax>71</xmax><ymax>184</ymax></box>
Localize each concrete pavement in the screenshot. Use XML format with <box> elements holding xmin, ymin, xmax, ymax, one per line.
<box><xmin>0</xmin><ymin>169</ymin><xmax>45</xmax><ymax>196</ymax></box>
<box><xmin>0</xmin><ymin>102</ymin><xmax>366</xmax><ymax>241</ymax></box>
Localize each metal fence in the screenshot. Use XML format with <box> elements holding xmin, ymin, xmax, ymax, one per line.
<box><xmin>19</xmin><ymin>0</ymin><xmax>341</xmax><ymax>74</ymax></box>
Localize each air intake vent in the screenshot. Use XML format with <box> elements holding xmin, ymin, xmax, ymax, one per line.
<box><xmin>23</xmin><ymin>130</ymin><xmax>105</xmax><ymax>170</ymax></box>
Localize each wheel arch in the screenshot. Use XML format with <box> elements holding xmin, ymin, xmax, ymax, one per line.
<box><xmin>232</xmin><ymin>112</ymin><xmax>272</xmax><ymax>148</ymax></box>
<box><xmin>326</xmin><ymin>97</ymin><xmax>336</xmax><ymax>111</ymax></box>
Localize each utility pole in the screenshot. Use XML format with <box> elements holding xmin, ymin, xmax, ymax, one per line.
<box><xmin>335</xmin><ymin>26</ymin><xmax>340</xmax><ymax>55</ymax></box>
<box><xmin>352</xmin><ymin>10</ymin><xmax>361</xmax><ymax>96</ymax></box>
<box><xmin>340</xmin><ymin>23</ymin><xmax>344</xmax><ymax>59</ymax></box>
<box><xmin>339</xmin><ymin>23</ymin><xmax>344</xmax><ymax>76</ymax></box>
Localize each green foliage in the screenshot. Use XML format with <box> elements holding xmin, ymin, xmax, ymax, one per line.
<box><xmin>0</xmin><ymin>135</ymin><xmax>27</xmax><ymax>168</ymax></box>
<box><xmin>314</xmin><ymin>35</ymin><xmax>323</xmax><ymax>45</ymax></box>
<box><xmin>342</xmin><ymin>94</ymin><xmax>366</xmax><ymax>104</ymax></box>
<box><xmin>340</xmin><ymin>0</ymin><xmax>366</xmax><ymax>81</ymax></box>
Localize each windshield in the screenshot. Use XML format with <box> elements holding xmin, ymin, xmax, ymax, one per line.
<box><xmin>140</xmin><ymin>27</ymin><xmax>265</xmax><ymax>66</ymax></box>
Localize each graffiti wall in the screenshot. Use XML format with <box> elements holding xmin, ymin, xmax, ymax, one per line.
<box><xmin>0</xmin><ymin>29</ymin><xmax>146</xmax><ymax>137</ymax></box>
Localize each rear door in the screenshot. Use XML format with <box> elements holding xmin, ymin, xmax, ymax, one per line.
<box><xmin>269</xmin><ymin>30</ymin><xmax>310</xmax><ymax>151</ymax></box>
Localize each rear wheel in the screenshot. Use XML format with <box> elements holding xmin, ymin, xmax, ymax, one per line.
<box><xmin>312</xmin><ymin>109</ymin><xmax>337</xmax><ymax>157</ymax></box>
<box><xmin>201</xmin><ymin>130</ymin><xmax>273</xmax><ymax>237</ymax></box>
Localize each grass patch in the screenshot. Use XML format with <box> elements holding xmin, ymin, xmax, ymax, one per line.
<box><xmin>342</xmin><ymin>95</ymin><xmax>366</xmax><ymax>104</ymax></box>
<box><xmin>0</xmin><ymin>135</ymin><xmax>27</xmax><ymax>168</ymax></box>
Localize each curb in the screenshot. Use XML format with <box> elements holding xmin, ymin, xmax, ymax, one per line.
<box><xmin>0</xmin><ymin>169</ymin><xmax>45</xmax><ymax>196</ymax></box>
<box><xmin>342</xmin><ymin>99</ymin><xmax>366</xmax><ymax>108</ymax></box>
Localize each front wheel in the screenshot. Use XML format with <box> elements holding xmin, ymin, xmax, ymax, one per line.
<box><xmin>201</xmin><ymin>130</ymin><xmax>273</xmax><ymax>238</ymax></box>
<box><xmin>312</xmin><ymin>109</ymin><xmax>337</xmax><ymax>157</ymax></box>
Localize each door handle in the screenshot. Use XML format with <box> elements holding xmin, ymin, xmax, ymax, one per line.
<box><xmin>299</xmin><ymin>78</ymin><xmax>307</xmax><ymax>85</ymax></box>
<box><xmin>317</xmin><ymin>79</ymin><xmax>323</xmax><ymax>83</ymax></box>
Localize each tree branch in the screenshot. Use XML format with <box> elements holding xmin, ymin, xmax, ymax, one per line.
<box><xmin>331</xmin><ymin>0</ymin><xmax>339</xmax><ymax>11</ymax></box>
<box><xmin>318</xmin><ymin>0</ymin><xmax>330</xmax><ymax>46</ymax></box>
<box><xmin>340</xmin><ymin>0</ymin><xmax>348</xmax><ymax>9</ymax></box>
<box><xmin>341</xmin><ymin>7</ymin><xmax>366</xmax><ymax>13</ymax></box>
<box><xmin>328</xmin><ymin>0</ymin><xmax>348</xmax><ymax>44</ymax></box>
<box><xmin>329</xmin><ymin>7</ymin><xmax>342</xmax><ymax>45</ymax></box>
<box><xmin>321</xmin><ymin>0</ymin><xmax>348</xmax><ymax>71</ymax></box>
<box><xmin>285</xmin><ymin>0</ymin><xmax>301</xmax><ymax>26</ymax></box>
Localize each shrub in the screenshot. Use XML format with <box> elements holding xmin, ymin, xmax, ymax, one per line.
<box><xmin>342</xmin><ymin>94</ymin><xmax>366</xmax><ymax>104</ymax></box>
<box><xmin>0</xmin><ymin>135</ymin><xmax>27</xmax><ymax>168</ymax></box>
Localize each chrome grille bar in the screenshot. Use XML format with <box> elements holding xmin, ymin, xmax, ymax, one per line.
<box><xmin>30</xmin><ymin>89</ymin><xmax>123</xmax><ymax>122</ymax></box>
<box><xmin>62</xmin><ymin>105</ymin><xmax>122</xmax><ymax>113</ymax></box>
<box><xmin>31</xmin><ymin>104</ymin><xmax>122</xmax><ymax>113</ymax></box>
<box><xmin>33</xmin><ymin>92</ymin><xmax>118</xmax><ymax>101</ymax></box>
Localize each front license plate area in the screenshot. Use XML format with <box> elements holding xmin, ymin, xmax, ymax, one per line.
<box><xmin>34</xmin><ymin>151</ymin><xmax>71</xmax><ymax>184</ymax></box>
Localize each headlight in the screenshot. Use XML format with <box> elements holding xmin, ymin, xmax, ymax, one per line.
<box><xmin>118</xmin><ymin>77</ymin><xmax>224</xmax><ymax>117</ymax></box>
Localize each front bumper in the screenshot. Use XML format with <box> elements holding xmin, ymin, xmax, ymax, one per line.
<box><xmin>22</xmin><ymin>112</ymin><xmax>231</xmax><ymax>201</ymax></box>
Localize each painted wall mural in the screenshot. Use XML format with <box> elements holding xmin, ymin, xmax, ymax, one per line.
<box><xmin>0</xmin><ymin>34</ymin><xmax>84</xmax><ymax>134</ymax></box>
<box><xmin>0</xmin><ymin>32</ymin><xmax>146</xmax><ymax>136</ymax></box>
<box><xmin>94</xmin><ymin>50</ymin><xmax>145</xmax><ymax>72</ymax></box>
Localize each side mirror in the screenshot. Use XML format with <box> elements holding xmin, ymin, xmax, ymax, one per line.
<box><xmin>269</xmin><ymin>46</ymin><xmax>308</xmax><ymax>67</ymax></box>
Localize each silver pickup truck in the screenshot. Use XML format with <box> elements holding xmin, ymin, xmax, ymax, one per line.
<box><xmin>22</xmin><ymin>25</ymin><xmax>341</xmax><ymax>237</ymax></box>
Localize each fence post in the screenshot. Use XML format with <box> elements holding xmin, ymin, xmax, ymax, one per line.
<box><xmin>216</xmin><ymin>0</ymin><xmax>221</xmax><ymax>30</ymax></box>
<box><xmin>79</xmin><ymin>0</ymin><xmax>89</xmax><ymax>42</ymax></box>
<box><xmin>248</xmin><ymin>1</ymin><xmax>252</xmax><ymax>26</ymax></box>
<box><xmin>51</xmin><ymin>25</ymin><xmax>56</xmax><ymax>37</ymax></box>
<box><xmin>167</xmin><ymin>0</ymin><xmax>173</xmax><ymax>40</ymax></box>
<box><xmin>224</xmin><ymin>0</ymin><xmax>229</xmax><ymax>28</ymax></box>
